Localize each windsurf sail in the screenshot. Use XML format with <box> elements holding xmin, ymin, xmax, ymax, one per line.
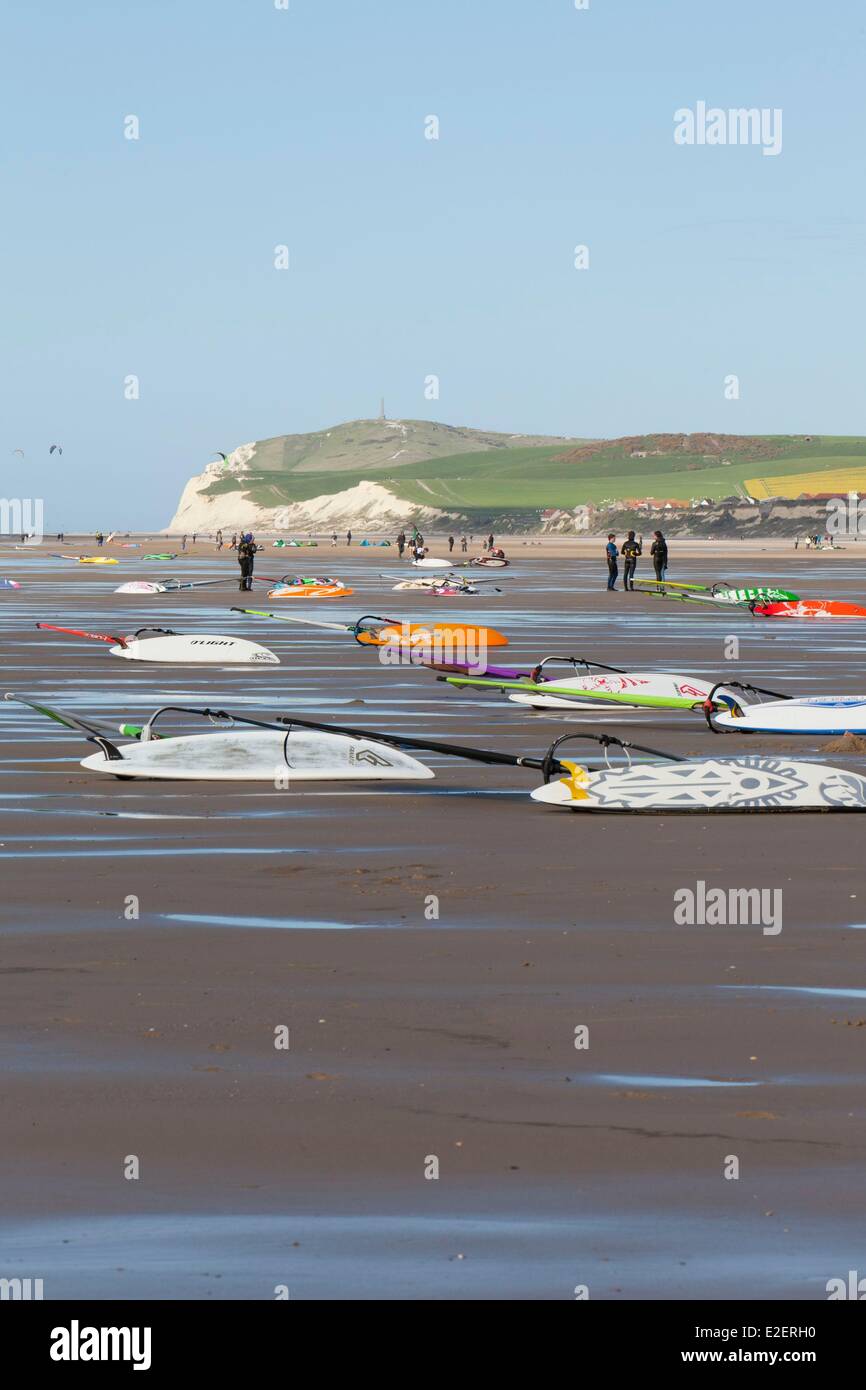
<box><xmin>752</xmin><ymin>600</ymin><xmax>866</xmax><ymax>619</ymax></box>
<box><xmin>438</xmin><ymin>673</ymin><xmax>722</xmax><ymax>710</ymax></box>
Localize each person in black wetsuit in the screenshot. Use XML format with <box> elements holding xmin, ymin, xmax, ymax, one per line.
<box><xmin>237</xmin><ymin>532</ymin><xmax>258</xmax><ymax>591</ymax></box>
<box><xmin>650</xmin><ymin>530</ymin><xmax>668</xmax><ymax>584</ymax></box>
<box><xmin>605</xmin><ymin>534</ymin><xmax>618</xmax><ymax>591</ymax></box>
<box><xmin>621</xmin><ymin>531</ymin><xmax>642</xmax><ymax>591</ymax></box>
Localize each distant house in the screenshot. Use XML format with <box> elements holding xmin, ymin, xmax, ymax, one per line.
<box><xmin>629</xmin><ymin>450</ymin><xmax>648</xmax><ymax>458</ymax></box>
<box><xmin>618</xmin><ymin>496</ymin><xmax>691</xmax><ymax>513</ymax></box>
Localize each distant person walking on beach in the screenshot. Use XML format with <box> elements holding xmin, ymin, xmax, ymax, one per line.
<box><xmin>397</xmin><ymin>530</ymin><xmax>406</xmax><ymax>558</ymax></box>
<box><xmin>486</xmin><ymin>533</ymin><xmax>494</xmax><ymax>552</ymax></box>
<box><xmin>230</xmin><ymin>533</ymin><xmax>238</xmax><ymax>551</ymax></box>
<box><xmin>181</xmin><ymin>535</ymin><xmax>187</xmax><ymax>552</ymax></box>
<box><xmin>237</xmin><ymin>532</ymin><xmax>258</xmax><ymax>591</ymax></box>
<box><xmin>460</xmin><ymin>534</ymin><xmax>467</xmax><ymax>553</ymax></box>
<box><xmin>651</xmin><ymin>530</ymin><xmax>668</xmax><ymax>584</ymax></box>
<box><xmin>346</xmin><ymin>530</ymin><xmax>352</xmax><ymax>546</ymax></box>
<box><xmin>621</xmin><ymin>530</ymin><xmax>642</xmax><ymax>591</ymax></box>
<box><xmin>216</xmin><ymin>529</ymin><xmax>223</xmax><ymax>550</ymax></box>
<box><xmin>331</xmin><ymin>531</ymin><xmax>338</xmax><ymax>547</ymax></box>
<box><xmin>96</xmin><ymin>531</ymin><xmax>104</xmax><ymax>547</ymax></box>
<box><xmin>605</xmin><ymin>533</ymin><xmax>618</xmax><ymax>591</ymax></box>
<box><xmin>448</xmin><ymin>534</ymin><xmax>455</xmax><ymax>553</ymax></box>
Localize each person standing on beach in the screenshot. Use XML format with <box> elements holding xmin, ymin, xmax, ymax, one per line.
<box><xmin>346</xmin><ymin>529</ymin><xmax>352</xmax><ymax>546</ymax></box>
<box><xmin>397</xmin><ymin>530</ymin><xmax>406</xmax><ymax>558</ymax></box>
<box><xmin>216</xmin><ymin>529</ymin><xmax>223</xmax><ymax>550</ymax></box>
<box><xmin>605</xmin><ymin>534</ymin><xmax>618</xmax><ymax>590</ymax></box>
<box><xmin>237</xmin><ymin>532</ymin><xmax>258</xmax><ymax>591</ymax></box>
<box><xmin>460</xmin><ymin>534</ymin><xmax>468</xmax><ymax>553</ymax></box>
<box><xmin>487</xmin><ymin>533</ymin><xmax>494</xmax><ymax>552</ymax></box>
<box><xmin>181</xmin><ymin>535</ymin><xmax>187</xmax><ymax>551</ymax></box>
<box><xmin>331</xmin><ymin>531</ymin><xmax>338</xmax><ymax>547</ymax></box>
<box><xmin>448</xmin><ymin>534</ymin><xmax>455</xmax><ymax>553</ymax></box>
<box><xmin>621</xmin><ymin>531</ymin><xmax>642</xmax><ymax>591</ymax></box>
<box><xmin>650</xmin><ymin>530</ymin><xmax>668</xmax><ymax>584</ymax></box>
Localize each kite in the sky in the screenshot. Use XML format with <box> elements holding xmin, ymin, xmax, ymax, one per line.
<box><xmin>49</xmin><ymin>444</ymin><xmax>63</xmax><ymax>455</ymax></box>
<box><xmin>213</xmin><ymin>451</ymin><xmax>228</xmax><ymax>463</ymax></box>
<box><xmin>11</xmin><ymin>448</ymin><xmax>24</xmax><ymax>459</ymax></box>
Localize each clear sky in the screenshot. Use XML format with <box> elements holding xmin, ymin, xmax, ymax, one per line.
<box><xmin>2</xmin><ymin>0</ymin><xmax>864</xmax><ymax>527</ymax></box>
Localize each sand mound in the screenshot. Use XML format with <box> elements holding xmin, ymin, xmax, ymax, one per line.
<box><xmin>821</xmin><ymin>732</ymin><xmax>866</xmax><ymax>754</ymax></box>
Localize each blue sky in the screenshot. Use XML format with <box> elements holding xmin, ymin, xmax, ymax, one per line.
<box><xmin>2</xmin><ymin>0</ymin><xmax>864</xmax><ymax>527</ymax></box>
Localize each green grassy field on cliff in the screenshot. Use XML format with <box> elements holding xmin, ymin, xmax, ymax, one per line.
<box><xmin>199</xmin><ymin>425</ymin><xmax>866</xmax><ymax>516</ymax></box>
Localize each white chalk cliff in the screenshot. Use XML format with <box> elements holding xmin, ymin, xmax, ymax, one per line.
<box><xmin>168</xmin><ymin>462</ymin><xmax>445</xmax><ymax>534</ymax></box>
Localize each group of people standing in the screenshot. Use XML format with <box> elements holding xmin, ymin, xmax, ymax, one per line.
<box><xmin>605</xmin><ymin>530</ymin><xmax>668</xmax><ymax>591</ymax></box>
<box><xmin>393</xmin><ymin>529</ymin><xmax>473</xmax><ymax>559</ymax></box>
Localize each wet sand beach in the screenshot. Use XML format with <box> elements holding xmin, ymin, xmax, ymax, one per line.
<box><xmin>1</xmin><ymin>537</ymin><xmax>864</xmax><ymax>1299</ymax></box>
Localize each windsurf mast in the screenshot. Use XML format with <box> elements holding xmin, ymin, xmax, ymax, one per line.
<box><xmin>36</xmin><ymin>622</ymin><xmax>128</xmax><ymax>648</ymax></box>
<box><xmin>4</xmin><ymin>693</ymin><xmax>123</xmax><ymax>759</ymax></box>
<box><xmin>231</xmin><ymin>608</ymin><xmax>407</xmax><ymax>642</ymax></box>
<box><xmin>268</xmin><ymin>712</ymin><xmax>683</xmax><ymax>775</ymax></box>
<box><xmin>159</xmin><ymin>577</ymin><xmax>226</xmax><ymax>591</ymax></box>
<box><xmin>231</xmin><ymin>607</ymin><xmax>353</xmax><ymax>634</ymax></box>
